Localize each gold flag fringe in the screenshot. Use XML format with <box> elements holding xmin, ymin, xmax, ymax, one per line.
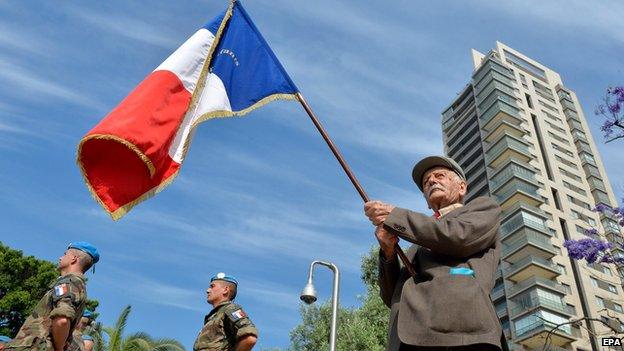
<box><xmin>76</xmin><ymin>0</ymin><xmax>298</xmax><ymax>221</ymax></box>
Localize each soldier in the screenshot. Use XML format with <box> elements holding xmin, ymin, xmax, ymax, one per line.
<box><xmin>79</xmin><ymin>311</ymin><xmax>95</xmax><ymax>351</ymax></box>
<box><xmin>4</xmin><ymin>242</ymin><xmax>99</xmax><ymax>351</ymax></box>
<box><xmin>193</xmin><ymin>273</ymin><xmax>258</xmax><ymax>351</ymax></box>
<box><xmin>0</xmin><ymin>336</ymin><xmax>12</xmax><ymax>351</ymax></box>
<box><xmin>68</xmin><ymin>310</ymin><xmax>95</xmax><ymax>351</ymax></box>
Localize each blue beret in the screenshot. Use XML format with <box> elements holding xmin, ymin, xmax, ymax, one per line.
<box><xmin>210</xmin><ymin>272</ymin><xmax>238</xmax><ymax>286</ymax></box>
<box><xmin>82</xmin><ymin>335</ymin><xmax>94</xmax><ymax>341</ymax></box>
<box><xmin>68</xmin><ymin>242</ymin><xmax>100</xmax><ymax>264</ymax></box>
<box><xmin>83</xmin><ymin>310</ymin><xmax>94</xmax><ymax>318</ymax></box>
<box><xmin>0</xmin><ymin>336</ymin><xmax>11</xmax><ymax>343</ymax></box>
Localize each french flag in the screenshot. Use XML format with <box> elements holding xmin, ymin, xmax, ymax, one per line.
<box><xmin>77</xmin><ymin>1</ymin><xmax>298</xmax><ymax>220</ymax></box>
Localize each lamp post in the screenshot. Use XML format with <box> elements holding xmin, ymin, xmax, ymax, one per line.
<box><xmin>300</xmin><ymin>260</ymin><xmax>340</xmax><ymax>351</ymax></box>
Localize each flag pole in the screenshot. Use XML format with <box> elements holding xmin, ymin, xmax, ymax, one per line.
<box><xmin>295</xmin><ymin>92</ymin><xmax>417</xmax><ymax>278</ymax></box>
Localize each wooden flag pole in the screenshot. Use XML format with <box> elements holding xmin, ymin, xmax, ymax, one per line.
<box><xmin>295</xmin><ymin>92</ymin><xmax>417</xmax><ymax>278</ymax></box>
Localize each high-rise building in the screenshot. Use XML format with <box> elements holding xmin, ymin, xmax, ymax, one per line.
<box><xmin>441</xmin><ymin>42</ymin><xmax>623</xmax><ymax>351</ymax></box>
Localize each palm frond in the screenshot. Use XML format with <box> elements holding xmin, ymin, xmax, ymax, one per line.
<box><xmin>108</xmin><ymin>305</ymin><xmax>132</xmax><ymax>351</ymax></box>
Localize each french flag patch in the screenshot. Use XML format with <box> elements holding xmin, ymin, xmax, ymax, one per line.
<box><xmin>231</xmin><ymin>309</ymin><xmax>246</xmax><ymax>321</ymax></box>
<box><xmin>54</xmin><ymin>284</ymin><xmax>69</xmax><ymax>296</ymax></box>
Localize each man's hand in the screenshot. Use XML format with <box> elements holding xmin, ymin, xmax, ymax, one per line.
<box><xmin>364</xmin><ymin>201</ymin><xmax>396</xmax><ymax>226</ymax></box>
<box><xmin>376</xmin><ymin>225</ymin><xmax>398</xmax><ymax>260</ymax></box>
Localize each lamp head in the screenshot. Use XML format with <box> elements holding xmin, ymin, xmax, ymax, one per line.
<box><xmin>300</xmin><ymin>282</ymin><xmax>317</xmax><ymax>304</ymax></box>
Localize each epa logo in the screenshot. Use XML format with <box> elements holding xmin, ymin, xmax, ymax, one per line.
<box><xmin>602</xmin><ymin>336</ymin><xmax>623</xmax><ymax>346</ymax></box>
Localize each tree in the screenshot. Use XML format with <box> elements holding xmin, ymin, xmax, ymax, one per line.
<box><xmin>103</xmin><ymin>305</ymin><xmax>185</xmax><ymax>351</ymax></box>
<box><xmin>0</xmin><ymin>242</ymin><xmax>60</xmax><ymax>336</ymax></box>
<box><xmin>0</xmin><ymin>242</ymin><xmax>101</xmax><ymax>337</ymax></box>
<box><xmin>596</xmin><ymin>86</ymin><xmax>624</xmax><ymax>143</ymax></box>
<box><xmin>563</xmin><ymin>86</ymin><xmax>624</xmax><ymax>268</ymax></box>
<box><xmin>288</xmin><ymin>247</ymin><xmax>388</xmax><ymax>351</ymax></box>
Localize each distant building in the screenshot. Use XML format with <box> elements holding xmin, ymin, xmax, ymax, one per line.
<box><xmin>442</xmin><ymin>41</ymin><xmax>624</xmax><ymax>351</ymax></box>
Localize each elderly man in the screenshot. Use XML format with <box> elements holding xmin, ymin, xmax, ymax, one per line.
<box><xmin>193</xmin><ymin>273</ymin><xmax>258</xmax><ymax>351</ymax></box>
<box><xmin>364</xmin><ymin>156</ymin><xmax>502</xmax><ymax>351</ymax></box>
<box><xmin>5</xmin><ymin>242</ymin><xmax>99</xmax><ymax>351</ymax></box>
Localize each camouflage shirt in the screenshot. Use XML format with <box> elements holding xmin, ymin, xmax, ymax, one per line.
<box><xmin>5</xmin><ymin>273</ymin><xmax>87</xmax><ymax>351</ymax></box>
<box><xmin>193</xmin><ymin>301</ymin><xmax>258</xmax><ymax>351</ymax></box>
<box><xmin>67</xmin><ymin>329</ymin><xmax>84</xmax><ymax>351</ymax></box>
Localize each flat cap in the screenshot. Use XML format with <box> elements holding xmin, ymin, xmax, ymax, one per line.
<box><xmin>412</xmin><ymin>155</ymin><xmax>466</xmax><ymax>192</ymax></box>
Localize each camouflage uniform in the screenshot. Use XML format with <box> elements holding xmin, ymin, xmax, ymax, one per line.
<box><xmin>5</xmin><ymin>273</ymin><xmax>87</xmax><ymax>351</ymax></box>
<box><xmin>193</xmin><ymin>301</ymin><xmax>258</xmax><ymax>351</ymax></box>
<box><xmin>67</xmin><ymin>330</ymin><xmax>84</xmax><ymax>351</ymax></box>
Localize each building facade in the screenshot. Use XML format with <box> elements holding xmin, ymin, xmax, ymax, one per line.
<box><xmin>441</xmin><ymin>42</ymin><xmax>623</xmax><ymax>351</ymax></box>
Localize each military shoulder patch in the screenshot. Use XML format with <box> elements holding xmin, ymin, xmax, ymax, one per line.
<box><xmin>230</xmin><ymin>309</ymin><xmax>246</xmax><ymax>321</ymax></box>
<box><xmin>54</xmin><ymin>283</ymin><xmax>69</xmax><ymax>296</ymax></box>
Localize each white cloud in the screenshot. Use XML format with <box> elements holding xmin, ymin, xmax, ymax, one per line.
<box><xmin>67</xmin><ymin>7</ymin><xmax>180</xmax><ymax>49</ymax></box>
<box><xmin>477</xmin><ymin>0</ymin><xmax>624</xmax><ymax>43</ymax></box>
<box><xmin>96</xmin><ymin>269</ymin><xmax>204</xmax><ymax>312</ymax></box>
<box><xmin>0</xmin><ymin>57</ymin><xmax>106</xmax><ymax>110</ymax></box>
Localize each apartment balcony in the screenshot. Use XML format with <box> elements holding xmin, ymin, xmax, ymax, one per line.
<box><xmin>473</xmin><ymin>59</ymin><xmax>515</xmax><ymax>84</ymax></box>
<box><xmin>500</xmin><ymin>213</ymin><xmax>550</xmax><ymax>240</ymax></box>
<box><xmin>501</xmin><ymin>202</ymin><xmax>547</xmax><ymax>223</ymax></box>
<box><xmin>485</xmin><ymin>136</ymin><xmax>532</xmax><ymax>171</ymax></box>
<box><xmin>592</xmin><ymin>189</ymin><xmax>611</xmax><ymax>207</ymax></box>
<box><xmin>476</xmin><ymin>77</ymin><xmax>518</xmax><ymax>102</ymax></box>
<box><xmin>582</xmin><ymin>163</ymin><xmax>601</xmax><ymax>179</ymax></box>
<box><xmin>494</xmin><ymin>180</ymin><xmax>543</xmax><ymax>211</ymax></box>
<box><xmin>507</xmin><ymin>276</ymin><xmax>568</xmax><ymax>298</ymax></box>
<box><xmin>483</xmin><ymin>118</ymin><xmax>525</xmax><ymax>143</ymax></box>
<box><xmin>496</xmin><ymin>306</ymin><xmax>508</xmax><ymax>319</ymax></box>
<box><xmin>560</xmin><ymin>99</ymin><xmax>577</xmax><ymax>113</ymax></box>
<box><xmin>502</xmin><ymin>231</ymin><xmax>556</xmax><ymax>263</ymax></box>
<box><xmin>491</xmin><ymin>284</ymin><xmax>506</xmax><ymax>301</ymax></box>
<box><xmin>514</xmin><ymin>321</ymin><xmax>580</xmax><ymax>348</ymax></box>
<box><xmin>587</xmin><ymin>178</ymin><xmax>607</xmax><ymax>193</ymax></box>
<box><xmin>504</xmin><ymin>255</ymin><xmax>561</xmax><ymax>283</ymax></box>
<box><xmin>490</xmin><ymin>161</ymin><xmax>538</xmax><ymax>192</ymax></box>
<box><xmin>479</xmin><ymin>100</ymin><xmax>523</xmax><ymax>131</ymax></box>
<box><xmin>510</xmin><ymin>296</ymin><xmax>575</xmax><ymax>319</ymax></box>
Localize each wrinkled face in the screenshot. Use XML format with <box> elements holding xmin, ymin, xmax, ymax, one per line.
<box><xmin>206</xmin><ymin>281</ymin><xmax>229</xmax><ymax>305</ymax></box>
<box><xmin>422</xmin><ymin>166</ymin><xmax>467</xmax><ymax>210</ymax></box>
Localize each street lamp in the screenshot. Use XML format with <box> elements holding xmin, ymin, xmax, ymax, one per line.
<box><xmin>300</xmin><ymin>260</ymin><xmax>340</xmax><ymax>351</ymax></box>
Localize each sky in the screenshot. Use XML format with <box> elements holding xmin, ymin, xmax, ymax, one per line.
<box><xmin>1</xmin><ymin>0</ymin><xmax>623</xmax><ymax>349</ymax></box>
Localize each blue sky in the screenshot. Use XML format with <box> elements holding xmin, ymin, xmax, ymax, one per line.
<box><xmin>1</xmin><ymin>0</ymin><xmax>623</xmax><ymax>349</ymax></box>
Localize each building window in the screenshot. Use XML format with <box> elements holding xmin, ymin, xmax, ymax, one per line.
<box><xmin>590</xmin><ymin>277</ymin><xmax>598</xmax><ymax>287</ymax></box>
<box><xmin>558</xmin><ymin>264</ymin><xmax>567</xmax><ymax>274</ymax></box>
<box><xmin>603</xmin><ymin>266</ymin><xmax>613</xmax><ymax>276</ymax></box>
<box><xmin>525</xmin><ymin>93</ymin><xmax>534</xmax><ymax>108</ymax></box>
<box><xmin>551</xmin><ymin>188</ymin><xmax>562</xmax><ymax>210</ymax></box>
<box><xmin>615</xmin><ymin>303</ymin><xmax>623</xmax><ymax>313</ymax></box>
<box><xmin>608</xmin><ymin>284</ymin><xmax>618</xmax><ymax>294</ymax></box>
<box><xmin>596</xmin><ymin>297</ymin><xmax>605</xmax><ymax>308</ymax></box>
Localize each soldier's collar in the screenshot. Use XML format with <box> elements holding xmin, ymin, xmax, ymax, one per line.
<box><xmin>436</xmin><ymin>203</ymin><xmax>463</xmax><ymax>218</ymax></box>
<box><xmin>212</xmin><ymin>300</ymin><xmax>232</xmax><ymax>309</ymax></box>
<box><xmin>64</xmin><ymin>272</ymin><xmax>86</xmax><ymax>280</ymax></box>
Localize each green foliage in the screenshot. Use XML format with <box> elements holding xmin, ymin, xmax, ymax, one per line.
<box><xmin>103</xmin><ymin>305</ymin><xmax>185</xmax><ymax>351</ymax></box>
<box><xmin>0</xmin><ymin>242</ymin><xmax>100</xmax><ymax>337</ymax></box>
<box><xmin>0</xmin><ymin>242</ymin><xmax>59</xmax><ymax>337</ymax></box>
<box><xmin>287</xmin><ymin>247</ymin><xmax>389</xmax><ymax>351</ymax></box>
